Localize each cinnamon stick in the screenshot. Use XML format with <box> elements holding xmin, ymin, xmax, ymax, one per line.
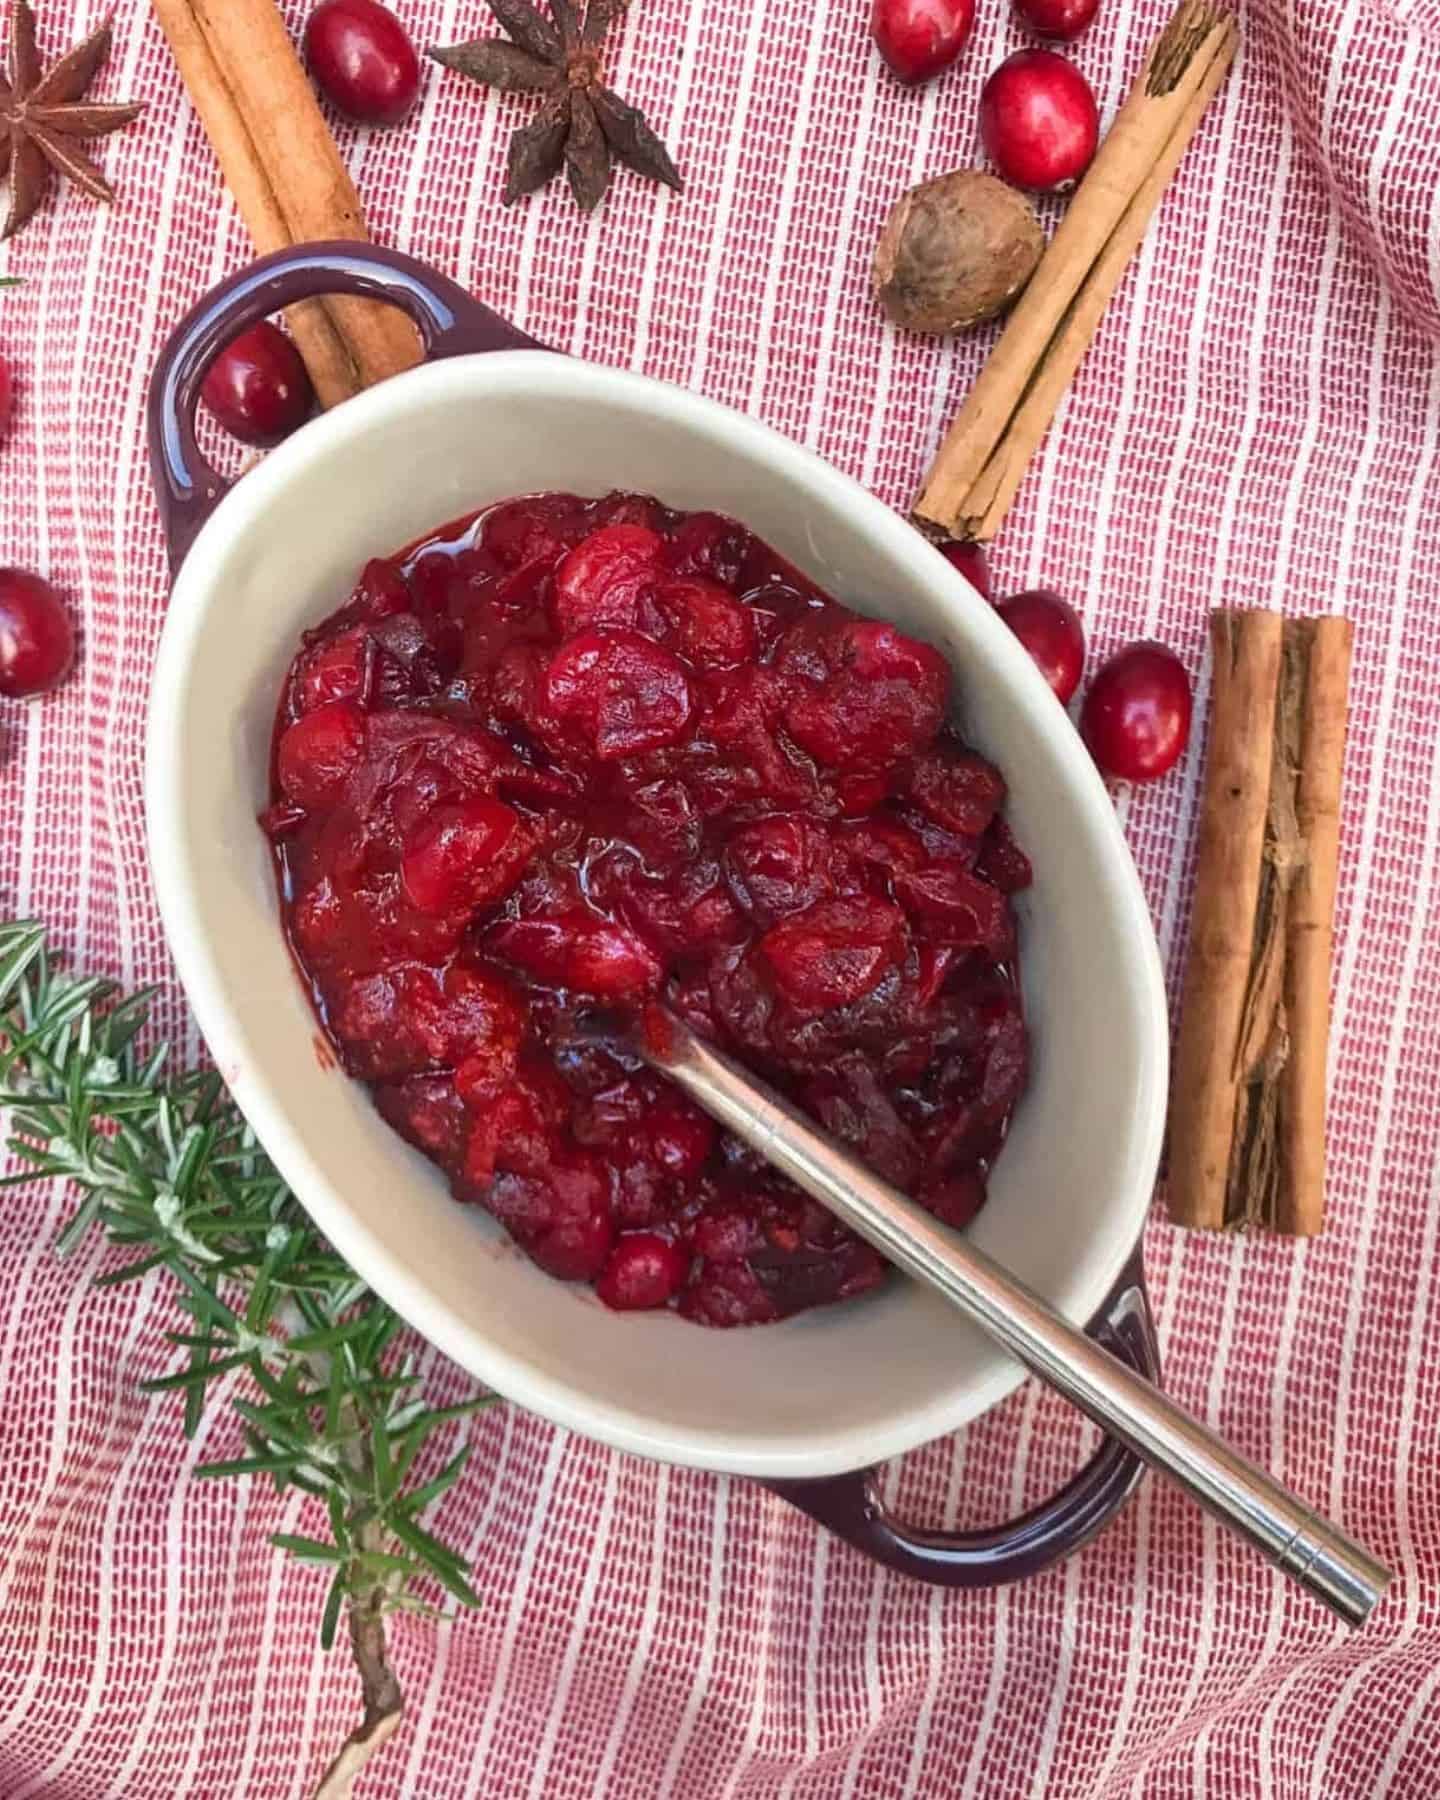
<box><xmin>152</xmin><ymin>0</ymin><xmax>421</xmax><ymax>401</ymax></box>
<box><xmin>1168</xmin><ymin>611</ymin><xmax>1353</xmax><ymax>1234</ymax></box>
<box><xmin>151</xmin><ymin>0</ymin><xmax>359</xmax><ymax>407</ymax></box>
<box><xmin>1278</xmin><ymin>618</ymin><xmax>1353</xmax><ymax>1235</ymax></box>
<box><xmin>1169</xmin><ymin>611</ymin><xmax>1284</xmax><ymax>1231</ymax></box>
<box><xmin>914</xmin><ymin>0</ymin><xmax>1236</xmax><ymax>540</ymax></box>
<box><xmin>950</xmin><ymin>28</ymin><xmax>1238</xmax><ymax>540</ymax></box>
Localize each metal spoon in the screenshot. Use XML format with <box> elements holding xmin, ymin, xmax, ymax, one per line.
<box><xmin>639</xmin><ymin>1007</ymin><xmax>1391</xmax><ymax>1628</ymax></box>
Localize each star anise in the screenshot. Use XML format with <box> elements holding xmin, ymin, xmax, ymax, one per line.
<box><xmin>430</xmin><ymin>0</ymin><xmax>682</xmax><ymax>213</ymax></box>
<box><xmin>0</xmin><ymin>1</ymin><xmax>146</xmax><ymax>243</ymax></box>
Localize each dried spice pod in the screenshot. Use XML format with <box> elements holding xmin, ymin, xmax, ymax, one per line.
<box><xmin>430</xmin><ymin>0</ymin><xmax>683</xmax><ymax>211</ymax></box>
<box><xmin>504</xmin><ymin>89</ymin><xmax>572</xmax><ymax>202</ymax></box>
<box><xmin>873</xmin><ymin>170</ymin><xmax>1044</xmax><ymax>335</ymax></box>
<box><xmin>0</xmin><ymin>0</ymin><xmax>147</xmax><ymax>243</ymax></box>
<box><xmin>565</xmin><ymin>88</ymin><xmax>611</xmax><ymax>212</ymax></box>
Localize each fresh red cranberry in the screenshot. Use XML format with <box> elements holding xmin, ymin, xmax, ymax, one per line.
<box><xmin>980</xmin><ymin>50</ymin><xmax>1099</xmax><ymax>191</ymax></box>
<box><xmin>304</xmin><ymin>0</ymin><xmax>421</xmax><ymax>128</ymax></box>
<box><xmin>871</xmin><ymin>0</ymin><xmax>976</xmax><ymax>83</ymax></box>
<box><xmin>401</xmin><ymin>796</ymin><xmax>526</xmax><ymax>915</ymax></box>
<box><xmin>0</xmin><ymin>353</ymin><xmax>14</xmax><ymax>443</ymax></box>
<box><xmin>201</xmin><ymin>323</ymin><xmax>313</xmax><ymax>448</ymax></box>
<box><xmin>995</xmin><ymin>588</ymin><xmax>1085</xmax><ymax>703</ymax></box>
<box><xmin>1014</xmin><ymin>0</ymin><xmax>1100</xmax><ymax>39</ymax></box>
<box><xmin>596</xmin><ymin>1234</ymin><xmax>690</xmax><ymax>1310</ymax></box>
<box><xmin>0</xmin><ymin>569</ymin><xmax>74</xmax><ymax>698</ymax></box>
<box><xmin>1080</xmin><ymin>641</ymin><xmax>1192</xmax><ymax>782</ymax></box>
<box><xmin>937</xmin><ymin>539</ymin><xmax>993</xmax><ymax>599</ymax></box>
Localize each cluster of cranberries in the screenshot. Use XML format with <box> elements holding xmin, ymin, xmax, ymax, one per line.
<box><xmin>872</xmin><ymin>0</ymin><xmax>1101</xmax><ymax>193</ymax></box>
<box><xmin>938</xmin><ymin>540</ymin><xmax>1192</xmax><ymax>782</ymax></box>
<box><xmin>268</xmin><ymin>492</ymin><xmax>1033</xmax><ymax>1325</ymax></box>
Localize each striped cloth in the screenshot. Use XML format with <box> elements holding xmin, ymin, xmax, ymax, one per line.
<box><xmin>2</xmin><ymin>1</ymin><xmax>1439</xmax><ymax>1794</ymax></box>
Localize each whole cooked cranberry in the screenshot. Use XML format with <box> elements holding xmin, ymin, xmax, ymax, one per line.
<box><xmin>304</xmin><ymin>0</ymin><xmax>421</xmax><ymax>128</ymax></box>
<box><xmin>299</xmin><ymin>625</ymin><xmax>372</xmax><ymax>712</ymax></box>
<box><xmin>871</xmin><ymin>0</ymin><xmax>976</xmax><ymax>83</ymax></box>
<box><xmin>1080</xmin><ymin>641</ymin><xmax>1192</xmax><ymax>782</ymax></box>
<box><xmin>761</xmin><ymin>895</ymin><xmax>907</xmax><ymax>1012</ymax></box>
<box><xmin>783</xmin><ymin>618</ymin><xmax>949</xmax><ymax>770</ymax></box>
<box><xmin>510</xmin><ymin>1149</ymin><xmax>615</xmax><ymax>1281</ymax></box>
<box><xmin>553</xmin><ymin>523</ymin><xmax>664</xmax><ymax>636</ymax></box>
<box><xmin>1015</xmin><ymin>0</ymin><xmax>1100</xmax><ymax>39</ymax></box>
<box><xmin>655</xmin><ymin>577</ymin><xmax>756</xmax><ymax>668</ymax></box>
<box><xmin>596</xmin><ymin>1233</ymin><xmax>690</xmax><ymax>1310</ymax></box>
<box><xmin>909</xmin><ymin>747</ymin><xmax>1005</xmax><ymax>835</ymax></box>
<box><xmin>201</xmin><ymin>323</ymin><xmax>313</xmax><ymax>447</ymax></box>
<box><xmin>938</xmin><ymin>539</ymin><xmax>993</xmax><ymax>599</ymax></box>
<box><xmin>0</xmin><ymin>569</ymin><xmax>74</xmax><ymax>698</ymax></box>
<box><xmin>980</xmin><ymin>50</ymin><xmax>1099</xmax><ymax>191</ymax></box>
<box><xmin>724</xmin><ymin>814</ymin><xmax>833</xmax><ymax>926</ymax></box>
<box><xmin>488</xmin><ymin>912</ymin><xmax>662</xmax><ymax>998</ymax></box>
<box><xmin>401</xmin><ymin>795</ymin><xmax>527</xmax><ymax>915</ymax></box>
<box><xmin>0</xmin><ymin>352</ymin><xmax>14</xmax><ymax>443</ymax></box>
<box><xmin>894</xmin><ymin>861</ymin><xmax>1010</xmax><ymax>951</ymax></box>
<box><xmin>665</xmin><ymin>512</ymin><xmax>752</xmax><ymax>583</ymax></box>
<box><xmin>276</xmin><ymin>699</ymin><xmax>367</xmax><ymax>807</ymax></box>
<box><xmin>545</xmin><ymin>628</ymin><xmax>696</xmax><ymax>759</ymax></box>
<box><xmin>995</xmin><ymin>588</ymin><xmax>1085</xmax><ymax>703</ymax></box>
<box><xmin>482</xmin><ymin>497</ymin><xmax>569</xmax><ymax>572</ymax></box>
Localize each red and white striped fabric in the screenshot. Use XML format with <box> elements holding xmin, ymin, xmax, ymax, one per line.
<box><xmin>3</xmin><ymin>0</ymin><xmax>1439</xmax><ymax>1793</ymax></box>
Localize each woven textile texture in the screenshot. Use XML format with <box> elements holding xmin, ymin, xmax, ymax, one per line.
<box><xmin>2</xmin><ymin>0</ymin><xmax>1439</xmax><ymax>1795</ymax></box>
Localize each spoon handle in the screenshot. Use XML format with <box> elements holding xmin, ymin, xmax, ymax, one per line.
<box><xmin>644</xmin><ymin>1010</ymin><xmax>1391</xmax><ymax>1628</ymax></box>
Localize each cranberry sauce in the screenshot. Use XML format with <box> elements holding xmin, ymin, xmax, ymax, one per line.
<box><xmin>264</xmin><ymin>492</ymin><xmax>1032</xmax><ymax>1326</ymax></box>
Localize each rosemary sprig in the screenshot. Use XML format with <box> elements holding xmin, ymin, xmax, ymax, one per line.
<box><xmin>0</xmin><ymin>919</ymin><xmax>496</xmax><ymax>1797</ymax></box>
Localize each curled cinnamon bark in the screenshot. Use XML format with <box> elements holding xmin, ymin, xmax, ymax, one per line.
<box><xmin>1168</xmin><ymin>610</ymin><xmax>1353</xmax><ymax>1235</ymax></box>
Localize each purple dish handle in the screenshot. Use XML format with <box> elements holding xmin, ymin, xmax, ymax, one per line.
<box><xmin>147</xmin><ymin>241</ymin><xmax>545</xmax><ymax>574</ymax></box>
<box><xmin>764</xmin><ymin>1247</ymin><xmax>1157</xmax><ymax>1587</ymax></box>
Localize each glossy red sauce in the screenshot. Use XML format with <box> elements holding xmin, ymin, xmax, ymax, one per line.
<box><xmin>264</xmin><ymin>491</ymin><xmax>1031</xmax><ymax>1326</ymax></box>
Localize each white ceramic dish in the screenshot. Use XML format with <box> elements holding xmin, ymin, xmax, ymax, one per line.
<box><xmin>145</xmin><ymin>250</ymin><xmax>1168</xmax><ymax>1485</ymax></box>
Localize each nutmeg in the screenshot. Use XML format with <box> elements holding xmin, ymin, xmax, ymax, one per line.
<box><xmin>873</xmin><ymin>170</ymin><xmax>1044</xmax><ymax>335</ymax></box>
